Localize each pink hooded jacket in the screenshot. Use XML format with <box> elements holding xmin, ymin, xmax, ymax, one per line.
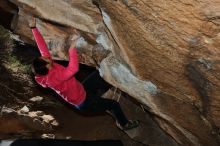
<box><xmin>32</xmin><ymin>28</ymin><xmax>86</xmax><ymax>106</ymax></box>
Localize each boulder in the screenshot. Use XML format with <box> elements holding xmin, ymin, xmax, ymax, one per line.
<box><xmin>1</xmin><ymin>0</ymin><xmax>220</xmax><ymax>145</ymax></box>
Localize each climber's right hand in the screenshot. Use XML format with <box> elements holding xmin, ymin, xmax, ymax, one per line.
<box><xmin>28</xmin><ymin>17</ymin><xmax>36</xmax><ymax>28</ymax></box>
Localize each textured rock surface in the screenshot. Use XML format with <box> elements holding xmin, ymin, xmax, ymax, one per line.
<box><xmin>10</xmin><ymin>0</ymin><xmax>111</xmax><ymax>65</ymax></box>
<box><xmin>102</xmin><ymin>88</ymin><xmax>179</xmax><ymax>146</ymax></box>
<box><xmin>1</xmin><ymin>0</ymin><xmax>220</xmax><ymax>145</ymax></box>
<box><xmin>98</xmin><ymin>0</ymin><xmax>220</xmax><ymax>145</ymax></box>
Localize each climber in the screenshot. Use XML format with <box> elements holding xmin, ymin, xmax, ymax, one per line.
<box><xmin>28</xmin><ymin>17</ymin><xmax>139</xmax><ymax>131</ymax></box>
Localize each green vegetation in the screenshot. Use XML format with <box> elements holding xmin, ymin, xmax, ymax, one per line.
<box><xmin>0</xmin><ymin>25</ymin><xmax>13</xmax><ymax>50</ymax></box>
<box><xmin>6</xmin><ymin>55</ymin><xmax>30</xmax><ymax>73</ymax></box>
<box><xmin>0</xmin><ymin>25</ymin><xmax>29</xmax><ymax>74</ymax></box>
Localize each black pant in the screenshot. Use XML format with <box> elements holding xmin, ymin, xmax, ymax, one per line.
<box><xmin>79</xmin><ymin>95</ymin><xmax>129</xmax><ymax>127</ymax></box>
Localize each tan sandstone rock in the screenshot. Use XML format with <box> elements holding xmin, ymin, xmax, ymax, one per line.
<box><xmin>1</xmin><ymin>0</ymin><xmax>220</xmax><ymax>145</ymax></box>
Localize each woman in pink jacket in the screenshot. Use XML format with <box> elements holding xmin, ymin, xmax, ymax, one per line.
<box><xmin>29</xmin><ymin>18</ymin><xmax>139</xmax><ymax>131</ymax></box>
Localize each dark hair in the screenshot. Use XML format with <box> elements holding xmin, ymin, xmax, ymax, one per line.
<box><xmin>32</xmin><ymin>57</ymin><xmax>49</xmax><ymax>75</ymax></box>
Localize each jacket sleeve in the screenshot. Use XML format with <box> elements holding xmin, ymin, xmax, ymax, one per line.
<box><xmin>32</xmin><ymin>28</ymin><xmax>51</xmax><ymax>58</ymax></box>
<box><xmin>61</xmin><ymin>48</ymin><xmax>79</xmax><ymax>80</ymax></box>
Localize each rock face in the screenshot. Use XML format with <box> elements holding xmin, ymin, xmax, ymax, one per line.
<box><xmin>1</xmin><ymin>0</ymin><xmax>220</xmax><ymax>145</ymax></box>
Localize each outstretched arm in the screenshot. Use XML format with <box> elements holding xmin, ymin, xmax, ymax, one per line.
<box><xmin>29</xmin><ymin>17</ymin><xmax>51</xmax><ymax>58</ymax></box>
<box><xmin>61</xmin><ymin>48</ymin><xmax>79</xmax><ymax>81</ymax></box>
<box><xmin>32</xmin><ymin>28</ymin><xmax>51</xmax><ymax>58</ymax></box>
